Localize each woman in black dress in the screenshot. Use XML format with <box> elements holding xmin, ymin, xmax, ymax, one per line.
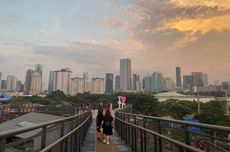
<box><xmin>96</xmin><ymin>108</ymin><xmax>104</xmax><ymax>142</ymax></box>
<box><xmin>102</xmin><ymin>109</ymin><xmax>113</xmax><ymax>144</ymax></box>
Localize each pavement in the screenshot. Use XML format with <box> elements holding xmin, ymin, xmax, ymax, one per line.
<box><xmin>81</xmin><ymin>110</ymin><xmax>132</xmax><ymax>152</ymax></box>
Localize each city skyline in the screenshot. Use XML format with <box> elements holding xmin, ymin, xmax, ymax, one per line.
<box><xmin>1</xmin><ymin>0</ymin><xmax>230</xmax><ymax>85</ymax></box>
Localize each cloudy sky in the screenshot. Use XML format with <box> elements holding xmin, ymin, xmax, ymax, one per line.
<box><xmin>1</xmin><ymin>0</ymin><xmax>230</xmax><ymax>88</ymax></box>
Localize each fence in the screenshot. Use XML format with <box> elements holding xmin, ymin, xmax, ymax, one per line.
<box><xmin>0</xmin><ymin>110</ymin><xmax>92</xmax><ymax>152</ymax></box>
<box><xmin>115</xmin><ymin>111</ymin><xmax>230</xmax><ymax>152</ymax></box>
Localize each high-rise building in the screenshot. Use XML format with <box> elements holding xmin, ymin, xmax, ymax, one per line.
<box><xmin>143</xmin><ymin>76</ymin><xmax>151</xmax><ymax>93</ymax></box>
<box><xmin>105</xmin><ymin>73</ymin><xmax>113</xmax><ymax>93</ymax></box>
<box><xmin>83</xmin><ymin>72</ymin><xmax>89</xmax><ymax>93</ymax></box>
<box><xmin>133</xmin><ymin>74</ymin><xmax>141</xmax><ymax>92</ymax></box>
<box><xmin>48</xmin><ymin>68</ymin><xmax>72</xmax><ymax>94</ymax></box>
<box><xmin>150</xmin><ymin>72</ymin><xmax>164</xmax><ymax>93</ymax></box>
<box><xmin>0</xmin><ymin>72</ymin><xmax>2</xmax><ymax>89</ymax></box>
<box><xmin>35</xmin><ymin>64</ymin><xmax>43</xmax><ymax>92</ymax></box>
<box><xmin>164</xmin><ymin>77</ymin><xmax>175</xmax><ymax>91</ymax></box>
<box><xmin>16</xmin><ymin>80</ymin><xmax>23</xmax><ymax>92</ymax></box>
<box><xmin>1</xmin><ymin>80</ymin><xmax>7</xmax><ymax>90</ymax></box>
<box><xmin>176</xmin><ymin>66</ymin><xmax>181</xmax><ymax>88</ymax></box>
<box><xmin>7</xmin><ymin>75</ymin><xmax>17</xmax><ymax>91</ymax></box>
<box><xmin>24</xmin><ymin>69</ymin><xmax>34</xmax><ymax>94</ymax></box>
<box><xmin>90</xmin><ymin>78</ymin><xmax>104</xmax><ymax>94</ymax></box>
<box><xmin>192</xmin><ymin>72</ymin><xmax>203</xmax><ymax>86</ymax></box>
<box><xmin>202</xmin><ymin>73</ymin><xmax>208</xmax><ymax>86</ymax></box>
<box><xmin>115</xmin><ymin>75</ymin><xmax>120</xmax><ymax>92</ymax></box>
<box><xmin>31</xmin><ymin>72</ymin><xmax>42</xmax><ymax>95</ymax></box>
<box><xmin>183</xmin><ymin>75</ymin><xmax>193</xmax><ymax>91</ymax></box>
<box><xmin>71</xmin><ymin>77</ymin><xmax>84</xmax><ymax>95</ymax></box>
<box><xmin>120</xmin><ymin>59</ymin><xmax>132</xmax><ymax>91</ymax></box>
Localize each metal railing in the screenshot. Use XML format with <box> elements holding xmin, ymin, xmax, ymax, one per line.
<box><xmin>115</xmin><ymin>111</ymin><xmax>230</xmax><ymax>152</ymax></box>
<box><xmin>0</xmin><ymin>111</ymin><xmax>92</xmax><ymax>152</ymax></box>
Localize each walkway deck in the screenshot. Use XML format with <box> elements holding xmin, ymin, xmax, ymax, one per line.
<box><xmin>81</xmin><ymin>110</ymin><xmax>131</xmax><ymax>152</ymax></box>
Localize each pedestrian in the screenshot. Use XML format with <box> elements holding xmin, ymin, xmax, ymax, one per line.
<box><xmin>102</xmin><ymin>109</ymin><xmax>114</xmax><ymax>144</ymax></box>
<box><xmin>96</xmin><ymin>108</ymin><xmax>104</xmax><ymax>142</ymax></box>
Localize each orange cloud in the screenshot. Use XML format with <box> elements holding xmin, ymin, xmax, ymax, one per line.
<box><xmin>171</xmin><ymin>0</ymin><xmax>230</xmax><ymax>8</ymax></box>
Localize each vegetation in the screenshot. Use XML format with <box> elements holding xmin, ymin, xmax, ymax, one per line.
<box><xmin>7</xmin><ymin>91</ymin><xmax>230</xmax><ymax>126</ymax></box>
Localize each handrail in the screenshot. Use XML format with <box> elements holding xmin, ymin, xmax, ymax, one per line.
<box><xmin>117</xmin><ymin>111</ymin><xmax>230</xmax><ymax>132</ymax></box>
<box><xmin>115</xmin><ymin>110</ymin><xmax>230</xmax><ymax>152</ymax></box>
<box><xmin>40</xmin><ymin>113</ymin><xmax>92</xmax><ymax>152</ymax></box>
<box><xmin>0</xmin><ymin>111</ymin><xmax>92</xmax><ymax>152</ymax></box>
<box><xmin>116</xmin><ymin>116</ymin><xmax>203</xmax><ymax>152</ymax></box>
<box><xmin>0</xmin><ymin>112</ymin><xmax>84</xmax><ymax>138</ymax></box>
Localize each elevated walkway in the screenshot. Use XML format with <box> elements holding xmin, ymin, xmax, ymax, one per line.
<box><xmin>81</xmin><ymin>110</ymin><xmax>131</xmax><ymax>152</ymax></box>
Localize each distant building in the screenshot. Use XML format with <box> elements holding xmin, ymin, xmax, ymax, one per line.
<box><xmin>151</xmin><ymin>72</ymin><xmax>164</xmax><ymax>93</ymax></box>
<box><xmin>143</xmin><ymin>76</ymin><xmax>151</xmax><ymax>93</ymax></box>
<box><xmin>83</xmin><ymin>72</ymin><xmax>89</xmax><ymax>93</ymax></box>
<box><xmin>192</xmin><ymin>72</ymin><xmax>203</xmax><ymax>86</ymax></box>
<box><xmin>7</xmin><ymin>75</ymin><xmax>17</xmax><ymax>91</ymax></box>
<box><xmin>16</xmin><ymin>80</ymin><xmax>23</xmax><ymax>92</ymax></box>
<box><xmin>35</xmin><ymin>64</ymin><xmax>43</xmax><ymax>92</ymax></box>
<box><xmin>24</xmin><ymin>69</ymin><xmax>35</xmax><ymax>94</ymax></box>
<box><xmin>31</xmin><ymin>72</ymin><xmax>42</xmax><ymax>95</ymax></box>
<box><xmin>105</xmin><ymin>73</ymin><xmax>113</xmax><ymax>93</ymax></box>
<box><xmin>176</xmin><ymin>66</ymin><xmax>182</xmax><ymax>88</ymax></box>
<box><xmin>0</xmin><ymin>72</ymin><xmax>2</xmax><ymax>90</ymax></box>
<box><xmin>1</xmin><ymin>80</ymin><xmax>7</xmax><ymax>90</ymax></box>
<box><xmin>202</xmin><ymin>73</ymin><xmax>208</xmax><ymax>86</ymax></box>
<box><xmin>183</xmin><ymin>75</ymin><xmax>193</xmax><ymax>92</ymax></box>
<box><xmin>115</xmin><ymin>75</ymin><xmax>120</xmax><ymax>92</ymax></box>
<box><xmin>71</xmin><ymin>77</ymin><xmax>84</xmax><ymax>95</ymax></box>
<box><xmin>133</xmin><ymin>74</ymin><xmax>141</xmax><ymax>92</ymax></box>
<box><xmin>164</xmin><ymin>77</ymin><xmax>175</xmax><ymax>91</ymax></box>
<box><xmin>90</xmin><ymin>78</ymin><xmax>104</xmax><ymax>94</ymax></box>
<box><xmin>48</xmin><ymin>68</ymin><xmax>72</xmax><ymax>94</ymax></box>
<box><xmin>120</xmin><ymin>59</ymin><xmax>132</xmax><ymax>91</ymax></box>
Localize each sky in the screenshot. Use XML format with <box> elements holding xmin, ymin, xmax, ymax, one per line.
<box><xmin>0</xmin><ymin>0</ymin><xmax>230</xmax><ymax>88</ymax></box>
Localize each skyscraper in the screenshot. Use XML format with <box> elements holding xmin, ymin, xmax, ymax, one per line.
<box><xmin>31</xmin><ymin>72</ymin><xmax>42</xmax><ymax>95</ymax></box>
<box><xmin>120</xmin><ymin>59</ymin><xmax>132</xmax><ymax>91</ymax></box>
<box><xmin>115</xmin><ymin>75</ymin><xmax>120</xmax><ymax>92</ymax></box>
<box><xmin>192</xmin><ymin>72</ymin><xmax>203</xmax><ymax>86</ymax></box>
<box><xmin>202</xmin><ymin>73</ymin><xmax>208</xmax><ymax>86</ymax></box>
<box><xmin>1</xmin><ymin>80</ymin><xmax>7</xmax><ymax>90</ymax></box>
<box><xmin>0</xmin><ymin>72</ymin><xmax>2</xmax><ymax>89</ymax></box>
<box><xmin>7</xmin><ymin>75</ymin><xmax>17</xmax><ymax>91</ymax></box>
<box><xmin>48</xmin><ymin>68</ymin><xmax>72</xmax><ymax>94</ymax></box>
<box><xmin>71</xmin><ymin>77</ymin><xmax>85</xmax><ymax>95</ymax></box>
<box><xmin>176</xmin><ymin>66</ymin><xmax>181</xmax><ymax>88</ymax></box>
<box><xmin>90</xmin><ymin>78</ymin><xmax>104</xmax><ymax>94</ymax></box>
<box><xmin>83</xmin><ymin>72</ymin><xmax>89</xmax><ymax>93</ymax></box>
<box><xmin>16</xmin><ymin>80</ymin><xmax>23</xmax><ymax>92</ymax></box>
<box><xmin>105</xmin><ymin>73</ymin><xmax>113</xmax><ymax>93</ymax></box>
<box><xmin>150</xmin><ymin>71</ymin><xmax>164</xmax><ymax>93</ymax></box>
<box><xmin>183</xmin><ymin>75</ymin><xmax>193</xmax><ymax>91</ymax></box>
<box><xmin>35</xmin><ymin>64</ymin><xmax>43</xmax><ymax>92</ymax></box>
<box><xmin>133</xmin><ymin>74</ymin><xmax>141</xmax><ymax>92</ymax></box>
<box><xmin>24</xmin><ymin>69</ymin><xmax>34</xmax><ymax>94</ymax></box>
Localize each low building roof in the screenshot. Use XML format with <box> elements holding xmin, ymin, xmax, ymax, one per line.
<box><xmin>0</xmin><ymin>112</ymin><xmax>65</xmax><ymax>138</ymax></box>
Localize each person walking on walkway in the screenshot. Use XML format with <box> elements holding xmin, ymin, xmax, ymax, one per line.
<box><xmin>102</xmin><ymin>109</ymin><xmax>114</xmax><ymax>144</ymax></box>
<box><xmin>96</xmin><ymin>108</ymin><xmax>104</xmax><ymax>142</ymax></box>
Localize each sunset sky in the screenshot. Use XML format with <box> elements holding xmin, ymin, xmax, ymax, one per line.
<box><xmin>0</xmin><ymin>0</ymin><xmax>230</xmax><ymax>87</ymax></box>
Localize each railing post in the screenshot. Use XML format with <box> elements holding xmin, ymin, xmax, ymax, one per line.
<box><xmin>134</xmin><ymin>116</ymin><xmax>137</xmax><ymax>152</ymax></box>
<box><xmin>140</xmin><ymin>129</ymin><xmax>143</xmax><ymax>152</ymax></box>
<box><xmin>143</xmin><ymin>118</ymin><xmax>147</xmax><ymax>152</ymax></box>
<box><xmin>60</xmin><ymin>121</ymin><xmax>64</xmax><ymax>151</ymax></box>
<box><xmin>184</xmin><ymin>124</ymin><xmax>191</xmax><ymax>146</ymax></box>
<box><xmin>154</xmin><ymin>135</ymin><xmax>158</xmax><ymax>152</ymax></box>
<box><xmin>0</xmin><ymin>138</ymin><xmax>6</xmax><ymax>152</ymax></box>
<box><xmin>158</xmin><ymin>120</ymin><xmax>162</xmax><ymax>152</ymax></box>
<box><xmin>41</xmin><ymin>126</ymin><xmax>47</xmax><ymax>149</ymax></box>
